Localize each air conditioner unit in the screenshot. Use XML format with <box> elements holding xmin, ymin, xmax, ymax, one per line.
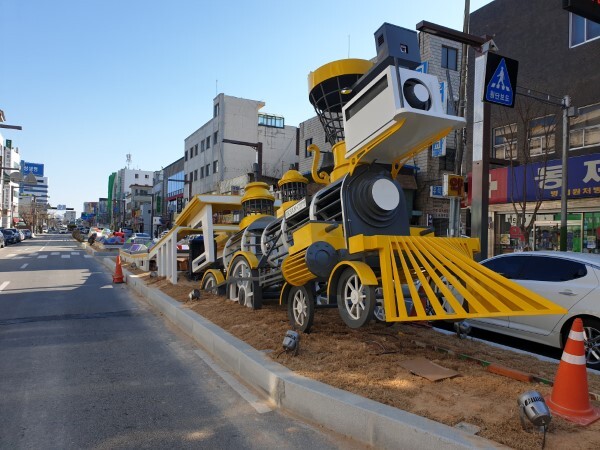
<box><xmin>343</xmin><ymin>65</ymin><xmax>465</xmax><ymax>165</ymax></box>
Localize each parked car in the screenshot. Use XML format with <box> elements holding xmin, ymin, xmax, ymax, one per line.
<box><xmin>21</xmin><ymin>229</ymin><xmax>32</xmax><ymax>239</ymax></box>
<box><xmin>433</xmin><ymin>251</ymin><xmax>600</xmax><ymax>367</ymax></box>
<box><xmin>1</xmin><ymin>229</ymin><xmax>16</xmax><ymax>245</ymax></box>
<box><xmin>7</xmin><ymin>228</ymin><xmax>23</xmax><ymax>243</ymax></box>
<box><xmin>0</xmin><ymin>232</ymin><xmax>5</xmax><ymax>248</ymax></box>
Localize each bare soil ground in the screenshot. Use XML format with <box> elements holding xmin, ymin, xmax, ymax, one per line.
<box><xmin>128</xmin><ymin>267</ymin><xmax>600</xmax><ymax>449</ymax></box>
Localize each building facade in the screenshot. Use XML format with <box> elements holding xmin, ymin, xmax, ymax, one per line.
<box><xmin>183</xmin><ymin>94</ymin><xmax>297</xmax><ymax>198</ymax></box>
<box><xmin>109</xmin><ymin>168</ymin><xmax>154</xmax><ymax>230</ymax></box>
<box><xmin>1</xmin><ymin>137</ymin><xmax>22</xmax><ymax>228</ymax></box>
<box><xmin>467</xmin><ymin>0</ymin><xmax>600</xmax><ymax>256</ymax></box>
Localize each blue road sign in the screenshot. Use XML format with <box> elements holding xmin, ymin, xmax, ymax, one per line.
<box><xmin>485</xmin><ymin>59</ymin><xmax>513</xmax><ymax>106</ymax></box>
<box><xmin>415</xmin><ymin>61</ymin><xmax>429</xmax><ymax>73</ymax></box>
<box><xmin>483</xmin><ymin>53</ymin><xmax>519</xmax><ymax>108</ymax></box>
<box><xmin>432</xmin><ymin>138</ymin><xmax>446</xmax><ymax>157</ymax></box>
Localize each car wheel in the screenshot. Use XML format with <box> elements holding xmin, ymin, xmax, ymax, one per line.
<box><xmin>562</xmin><ymin>317</ymin><xmax>600</xmax><ymax>369</ymax></box>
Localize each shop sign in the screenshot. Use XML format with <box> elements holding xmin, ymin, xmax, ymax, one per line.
<box><xmin>480</xmin><ymin>154</ymin><xmax>600</xmax><ymax>204</ymax></box>
<box><xmin>443</xmin><ymin>174</ymin><xmax>465</xmax><ymax>197</ymax></box>
<box><xmin>509</xmin><ymin>225</ymin><xmax>525</xmax><ymax>240</ymax></box>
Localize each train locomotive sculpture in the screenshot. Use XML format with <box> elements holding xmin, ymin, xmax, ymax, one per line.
<box><xmin>187</xmin><ymin>23</ymin><xmax>565</xmax><ymax>332</ymax></box>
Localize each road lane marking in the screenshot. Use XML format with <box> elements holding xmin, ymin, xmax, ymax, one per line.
<box><xmin>61</xmin><ymin>255</ymin><xmax>70</xmax><ymax>259</ymax></box>
<box><xmin>193</xmin><ymin>349</ymin><xmax>272</xmax><ymax>414</ymax></box>
<box><xmin>38</xmin><ymin>255</ymin><xmax>48</xmax><ymax>259</ymax></box>
<box><xmin>20</xmin><ymin>264</ymin><xmax>28</xmax><ymax>269</ymax></box>
<box><xmin>84</xmin><ymin>255</ymin><xmax>92</xmax><ymax>258</ymax></box>
<box><xmin>0</xmin><ymin>281</ymin><xmax>9</xmax><ymax>292</ymax></box>
<box><xmin>51</xmin><ymin>252</ymin><xmax>59</xmax><ymax>255</ymax></box>
<box><xmin>71</xmin><ymin>252</ymin><xmax>80</xmax><ymax>255</ymax></box>
<box><xmin>100</xmin><ymin>285</ymin><xmax>114</xmax><ymax>289</ymax></box>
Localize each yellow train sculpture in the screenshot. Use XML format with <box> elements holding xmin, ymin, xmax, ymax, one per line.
<box><xmin>190</xmin><ymin>23</ymin><xmax>565</xmax><ymax>333</ymax></box>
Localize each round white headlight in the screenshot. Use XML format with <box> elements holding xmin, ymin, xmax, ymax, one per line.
<box><xmin>371</xmin><ymin>179</ymin><xmax>399</xmax><ymax>211</ymax></box>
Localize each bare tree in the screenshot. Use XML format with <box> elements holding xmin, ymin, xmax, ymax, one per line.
<box><xmin>495</xmin><ymin>93</ymin><xmax>561</xmax><ymax>250</ymax></box>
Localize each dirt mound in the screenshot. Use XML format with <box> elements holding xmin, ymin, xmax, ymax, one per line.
<box><xmin>135</xmin><ymin>269</ymin><xmax>600</xmax><ymax>449</ymax></box>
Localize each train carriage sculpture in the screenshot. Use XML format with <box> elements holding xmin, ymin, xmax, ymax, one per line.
<box><xmin>199</xmin><ymin>23</ymin><xmax>565</xmax><ymax>333</ymax></box>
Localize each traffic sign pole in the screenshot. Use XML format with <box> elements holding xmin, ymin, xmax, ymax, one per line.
<box><xmin>471</xmin><ymin>49</ymin><xmax>492</xmax><ymax>260</ymax></box>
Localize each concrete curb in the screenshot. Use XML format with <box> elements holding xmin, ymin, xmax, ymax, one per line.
<box><xmin>98</xmin><ymin>256</ymin><xmax>504</xmax><ymax>449</ymax></box>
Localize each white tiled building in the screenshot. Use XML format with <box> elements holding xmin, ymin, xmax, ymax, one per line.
<box><xmin>184</xmin><ymin>94</ymin><xmax>297</xmax><ymax>196</ymax></box>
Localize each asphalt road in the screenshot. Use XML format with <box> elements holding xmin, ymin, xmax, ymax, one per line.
<box><xmin>0</xmin><ymin>235</ymin><xmax>360</xmax><ymax>449</ymax></box>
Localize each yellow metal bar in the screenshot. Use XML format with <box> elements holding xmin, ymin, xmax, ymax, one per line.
<box><xmin>348</xmin><ymin>235</ymin><xmax>566</xmax><ymax>323</ymax></box>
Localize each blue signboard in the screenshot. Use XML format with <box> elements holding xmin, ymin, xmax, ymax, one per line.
<box><xmin>22</xmin><ymin>162</ymin><xmax>44</xmax><ymax>177</ymax></box>
<box><xmin>483</xmin><ymin>53</ymin><xmax>518</xmax><ymax>108</ymax></box>
<box><xmin>430</xmin><ymin>185</ymin><xmax>444</xmax><ymax>198</ymax></box>
<box><xmin>415</xmin><ymin>61</ymin><xmax>429</xmax><ymax>73</ymax></box>
<box><xmin>509</xmin><ymin>153</ymin><xmax>600</xmax><ymax>201</ymax></box>
<box><xmin>432</xmin><ymin>138</ymin><xmax>446</xmax><ymax>157</ymax></box>
<box><xmin>432</xmin><ymin>82</ymin><xmax>448</xmax><ymax>157</ymax></box>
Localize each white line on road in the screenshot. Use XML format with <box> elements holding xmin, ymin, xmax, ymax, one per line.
<box><xmin>71</xmin><ymin>252</ymin><xmax>80</xmax><ymax>255</ymax></box>
<box><xmin>193</xmin><ymin>349</ymin><xmax>272</xmax><ymax>414</ymax></box>
<box><xmin>61</xmin><ymin>255</ymin><xmax>70</xmax><ymax>259</ymax></box>
<box><xmin>0</xmin><ymin>281</ymin><xmax>10</xmax><ymax>292</ymax></box>
<box><xmin>84</xmin><ymin>255</ymin><xmax>92</xmax><ymax>258</ymax></box>
<box><xmin>51</xmin><ymin>252</ymin><xmax>59</xmax><ymax>255</ymax></box>
<box><xmin>20</xmin><ymin>263</ymin><xmax>28</xmax><ymax>269</ymax></box>
<box><xmin>38</xmin><ymin>255</ymin><xmax>48</xmax><ymax>259</ymax></box>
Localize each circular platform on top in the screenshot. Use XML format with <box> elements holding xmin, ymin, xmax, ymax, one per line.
<box><xmin>308</xmin><ymin>59</ymin><xmax>373</xmax><ymax>112</ymax></box>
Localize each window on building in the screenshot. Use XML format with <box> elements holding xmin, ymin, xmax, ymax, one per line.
<box><xmin>194</xmin><ymin>169</ymin><xmax>198</xmax><ymax>181</ymax></box>
<box><xmin>570</xmin><ymin>103</ymin><xmax>600</xmax><ymax>150</ymax></box>
<box><xmin>195</xmin><ymin>144</ymin><xmax>198</xmax><ymax>156</ymax></box>
<box><xmin>213</xmin><ymin>160</ymin><xmax>218</xmax><ymax>173</ymax></box>
<box><xmin>206</xmin><ymin>137</ymin><xmax>210</xmax><ymax>149</ymax></box>
<box><xmin>189</xmin><ymin>172</ymin><xmax>193</xmax><ymax>183</ymax></box>
<box><xmin>528</xmin><ymin>115</ymin><xmax>556</xmax><ymax>156</ymax></box>
<box><xmin>439</xmin><ymin>147</ymin><xmax>456</xmax><ymax>172</ymax></box>
<box><xmin>205</xmin><ymin>164</ymin><xmax>210</xmax><ymax>176</ymax></box>
<box><xmin>201</xmin><ymin>140</ymin><xmax>205</xmax><ymax>152</ymax></box>
<box><xmin>189</xmin><ymin>147</ymin><xmax>194</xmax><ymax>159</ymax></box>
<box><xmin>441</xmin><ymin>46</ymin><xmax>458</xmax><ymax>71</ymax></box>
<box><xmin>185</xmin><ymin>150</ymin><xmax>188</xmax><ymax>161</ymax></box>
<box><xmin>258</xmin><ymin>113</ymin><xmax>285</xmax><ymax>128</ymax></box>
<box><xmin>493</xmin><ymin>124</ymin><xmax>518</xmax><ymax>159</ymax></box>
<box><xmin>570</xmin><ymin>13</ymin><xmax>600</xmax><ymax>47</ymax></box>
<box><xmin>135</xmin><ymin>174</ymin><xmax>139</xmax><ymax>179</ymax></box>
<box><xmin>201</xmin><ymin>166</ymin><xmax>204</xmax><ymax>178</ymax></box>
<box><xmin>304</xmin><ymin>138</ymin><xmax>313</xmax><ymax>158</ymax></box>
<box><xmin>214</xmin><ymin>103</ymin><xmax>219</xmax><ymax>117</ymax></box>
<box><xmin>213</xmin><ymin>131</ymin><xmax>218</xmax><ymax>146</ymax></box>
<box><xmin>145</xmin><ymin>174</ymin><xmax>149</xmax><ymax>179</ymax></box>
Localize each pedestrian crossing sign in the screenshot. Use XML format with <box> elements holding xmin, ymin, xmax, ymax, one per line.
<box><xmin>483</xmin><ymin>52</ymin><xmax>518</xmax><ymax>108</ymax></box>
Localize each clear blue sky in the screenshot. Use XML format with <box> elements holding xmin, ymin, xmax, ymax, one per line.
<box><xmin>1</xmin><ymin>0</ymin><xmax>492</xmax><ymax>215</ymax></box>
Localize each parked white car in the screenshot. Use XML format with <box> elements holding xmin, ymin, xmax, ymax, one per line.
<box><xmin>434</xmin><ymin>252</ymin><xmax>600</xmax><ymax>367</ymax></box>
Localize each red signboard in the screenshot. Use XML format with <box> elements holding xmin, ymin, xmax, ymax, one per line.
<box><xmin>563</xmin><ymin>0</ymin><xmax>600</xmax><ymax>24</ymax></box>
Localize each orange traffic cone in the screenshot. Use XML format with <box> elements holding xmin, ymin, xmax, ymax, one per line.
<box><xmin>546</xmin><ymin>318</ymin><xmax>600</xmax><ymax>425</ymax></box>
<box><xmin>113</xmin><ymin>255</ymin><xmax>125</xmax><ymax>284</ymax></box>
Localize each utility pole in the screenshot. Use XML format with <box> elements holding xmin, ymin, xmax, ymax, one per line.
<box><xmin>449</xmin><ymin>0</ymin><xmax>471</xmax><ymax>237</ymax></box>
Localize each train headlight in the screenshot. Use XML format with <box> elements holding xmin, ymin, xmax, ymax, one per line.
<box><xmin>403</xmin><ymin>78</ymin><xmax>431</xmax><ymax>110</ymax></box>
<box><xmin>371</xmin><ymin>179</ymin><xmax>400</xmax><ymax>211</ymax></box>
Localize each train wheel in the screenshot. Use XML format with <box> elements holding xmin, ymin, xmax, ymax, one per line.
<box><xmin>202</xmin><ymin>273</ymin><xmax>223</xmax><ymax>296</ymax></box>
<box><xmin>227</xmin><ymin>256</ymin><xmax>262</xmax><ymax>309</ymax></box>
<box><xmin>337</xmin><ymin>267</ymin><xmax>376</xmax><ymax>329</ymax></box>
<box><xmin>287</xmin><ymin>285</ymin><xmax>315</xmax><ymax>333</ymax></box>
<box><xmin>373</xmin><ymin>287</ymin><xmax>386</xmax><ymax>322</ymax></box>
